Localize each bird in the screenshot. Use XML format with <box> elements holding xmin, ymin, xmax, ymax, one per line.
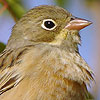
<box><xmin>0</xmin><ymin>5</ymin><xmax>94</xmax><ymax>100</ymax></box>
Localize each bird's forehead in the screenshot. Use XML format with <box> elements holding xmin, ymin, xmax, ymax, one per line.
<box><xmin>26</xmin><ymin>5</ymin><xmax>71</xmax><ymax>19</ymax></box>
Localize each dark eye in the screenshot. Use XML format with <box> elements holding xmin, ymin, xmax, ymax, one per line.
<box><xmin>41</xmin><ymin>19</ymin><xmax>57</xmax><ymax>30</ymax></box>
<box><xmin>44</xmin><ymin>21</ymin><xmax>55</xmax><ymax>29</ymax></box>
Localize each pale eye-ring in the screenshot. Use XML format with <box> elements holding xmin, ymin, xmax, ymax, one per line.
<box><xmin>41</xmin><ymin>19</ymin><xmax>57</xmax><ymax>30</ymax></box>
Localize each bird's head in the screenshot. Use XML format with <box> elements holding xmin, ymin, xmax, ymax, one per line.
<box><xmin>6</xmin><ymin>5</ymin><xmax>92</xmax><ymax>51</ymax></box>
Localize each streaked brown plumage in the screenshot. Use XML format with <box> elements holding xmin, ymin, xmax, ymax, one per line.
<box><xmin>0</xmin><ymin>5</ymin><xmax>93</xmax><ymax>100</ymax></box>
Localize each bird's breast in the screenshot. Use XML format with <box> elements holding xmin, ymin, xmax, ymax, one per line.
<box><xmin>15</xmin><ymin>45</ymin><xmax>88</xmax><ymax>100</ymax></box>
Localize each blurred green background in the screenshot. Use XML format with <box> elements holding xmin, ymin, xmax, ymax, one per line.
<box><xmin>0</xmin><ymin>0</ymin><xmax>100</xmax><ymax>100</ymax></box>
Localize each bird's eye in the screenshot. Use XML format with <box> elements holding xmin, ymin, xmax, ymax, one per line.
<box><xmin>41</xmin><ymin>19</ymin><xmax>57</xmax><ymax>30</ymax></box>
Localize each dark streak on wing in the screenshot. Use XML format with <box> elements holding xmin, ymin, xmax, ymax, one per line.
<box><xmin>16</xmin><ymin>48</ymin><xmax>28</xmax><ymax>60</ymax></box>
<box><xmin>0</xmin><ymin>51</ymin><xmax>13</xmax><ymax>69</ymax></box>
<box><xmin>0</xmin><ymin>76</ymin><xmax>17</xmax><ymax>95</ymax></box>
<box><xmin>0</xmin><ymin>50</ymin><xmax>8</xmax><ymax>58</ymax></box>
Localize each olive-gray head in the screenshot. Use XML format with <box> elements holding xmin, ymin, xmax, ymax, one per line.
<box><xmin>6</xmin><ymin>5</ymin><xmax>91</xmax><ymax>50</ymax></box>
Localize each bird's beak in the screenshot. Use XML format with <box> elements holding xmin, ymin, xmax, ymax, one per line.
<box><xmin>65</xmin><ymin>17</ymin><xmax>92</xmax><ymax>30</ymax></box>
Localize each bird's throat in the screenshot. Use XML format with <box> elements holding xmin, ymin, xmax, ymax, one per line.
<box><xmin>49</xmin><ymin>29</ymin><xmax>80</xmax><ymax>52</ymax></box>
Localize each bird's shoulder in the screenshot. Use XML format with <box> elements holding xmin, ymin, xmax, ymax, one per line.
<box><xmin>0</xmin><ymin>45</ymin><xmax>36</xmax><ymax>94</ymax></box>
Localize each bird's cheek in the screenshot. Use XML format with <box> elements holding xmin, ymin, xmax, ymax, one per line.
<box><xmin>55</xmin><ymin>29</ymin><xmax>68</xmax><ymax>41</ymax></box>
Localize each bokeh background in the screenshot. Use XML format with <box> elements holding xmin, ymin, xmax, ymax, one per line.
<box><xmin>0</xmin><ymin>0</ymin><xmax>100</xmax><ymax>99</ymax></box>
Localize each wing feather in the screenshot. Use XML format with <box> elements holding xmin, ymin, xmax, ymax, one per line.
<box><xmin>0</xmin><ymin>47</ymin><xmax>29</xmax><ymax>94</ymax></box>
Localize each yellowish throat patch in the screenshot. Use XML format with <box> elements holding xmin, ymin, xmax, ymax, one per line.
<box><xmin>49</xmin><ymin>29</ymin><xmax>68</xmax><ymax>45</ymax></box>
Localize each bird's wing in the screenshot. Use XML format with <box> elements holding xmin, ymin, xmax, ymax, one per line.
<box><xmin>0</xmin><ymin>47</ymin><xmax>29</xmax><ymax>94</ymax></box>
